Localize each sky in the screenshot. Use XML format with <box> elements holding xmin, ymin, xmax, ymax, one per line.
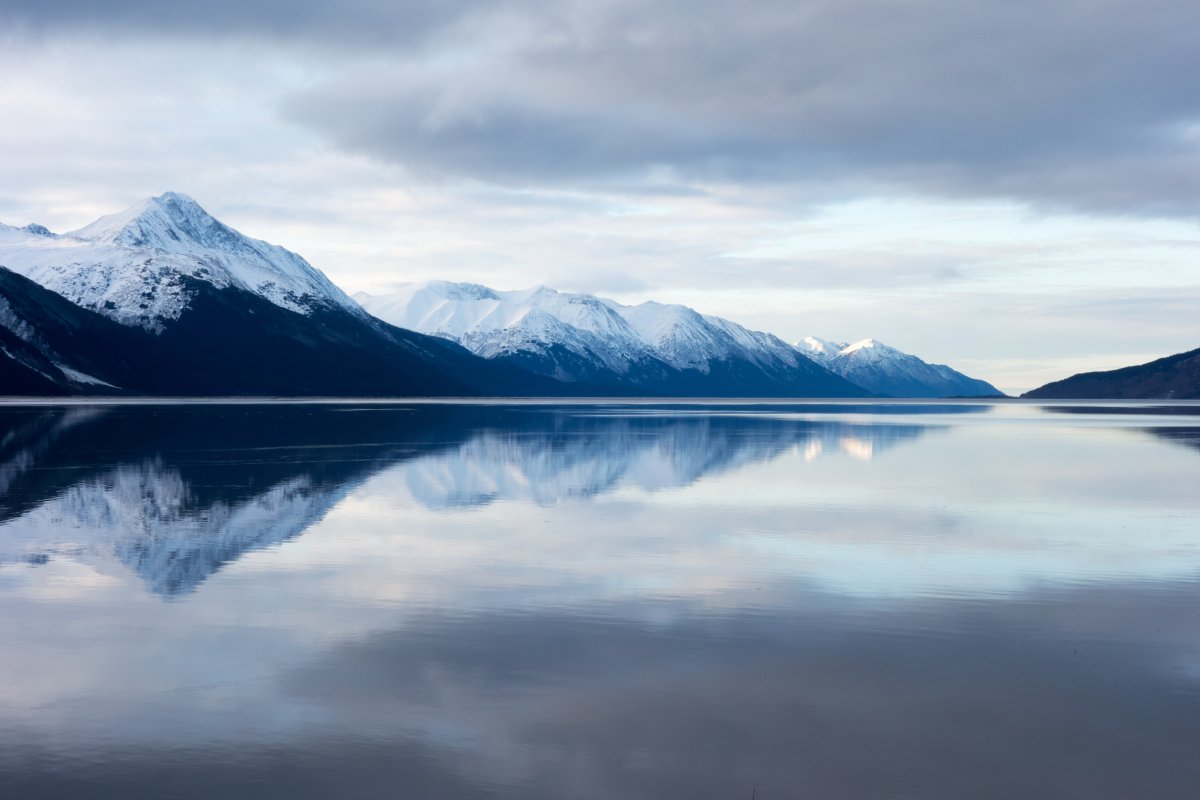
<box><xmin>0</xmin><ymin>0</ymin><xmax>1198</xmax><ymax>394</ymax></box>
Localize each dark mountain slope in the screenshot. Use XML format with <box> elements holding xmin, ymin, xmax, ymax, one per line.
<box><xmin>1023</xmin><ymin>347</ymin><xmax>1200</xmax><ymax>399</ymax></box>
<box><xmin>0</xmin><ymin>266</ymin><xmax>158</xmax><ymax>394</ymax></box>
<box><xmin>0</xmin><ymin>266</ymin><xmax>563</xmax><ymax>396</ymax></box>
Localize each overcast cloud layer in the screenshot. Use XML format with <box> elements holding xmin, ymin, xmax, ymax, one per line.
<box><xmin>1</xmin><ymin>0</ymin><xmax>1198</xmax><ymax>391</ymax></box>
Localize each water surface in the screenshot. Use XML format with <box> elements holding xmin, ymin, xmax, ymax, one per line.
<box><xmin>1</xmin><ymin>400</ymin><xmax>1198</xmax><ymax>799</ymax></box>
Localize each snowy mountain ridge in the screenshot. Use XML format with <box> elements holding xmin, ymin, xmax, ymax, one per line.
<box><xmin>357</xmin><ymin>281</ymin><xmax>997</xmax><ymax>396</ymax></box>
<box><xmin>617</xmin><ymin>300</ymin><xmax>804</xmax><ymax>374</ymax></box>
<box><xmin>356</xmin><ymin>280</ymin><xmax>857</xmax><ymax>394</ymax></box>
<box><xmin>0</xmin><ymin>192</ymin><xmax>361</xmax><ymax>330</ymax></box>
<box><xmin>360</xmin><ymin>281</ymin><xmax>662</xmax><ymax>379</ymax></box>
<box><xmin>798</xmin><ymin>336</ymin><xmax>1002</xmax><ymax>397</ymax></box>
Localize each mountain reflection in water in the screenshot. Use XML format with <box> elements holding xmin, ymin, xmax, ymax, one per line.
<box><xmin>1</xmin><ymin>400</ymin><xmax>1198</xmax><ymax>800</ymax></box>
<box><xmin>0</xmin><ymin>403</ymin><xmax>949</xmax><ymax>596</ymax></box>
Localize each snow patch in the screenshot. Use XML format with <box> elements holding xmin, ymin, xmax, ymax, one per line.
<box><xmin>55</xmin><ymin>364</ymin><xmax>118</xmax><ymax>388</ymax></box>
<box><xmin>0</xmin><ymin>295</ymin><xmax>38</xmax><ymax>344</ymax></box>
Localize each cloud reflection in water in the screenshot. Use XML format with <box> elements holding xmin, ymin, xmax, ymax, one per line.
<box><xmin>0</xmin><ymin>401</ymin><xmax>1198</xmax><ymax>799</ymax></box>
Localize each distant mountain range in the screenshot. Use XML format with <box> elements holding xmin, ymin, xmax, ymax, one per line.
<box><xmin>799</xmin><ymin>337</ymin><xmax>1002</xmax><ymax>398</ymax></box>
<box><xmin>356</xmin><ymin>281</ymin><xmax>998</xmax><ymax>397</ymax></box>
<box><xmin>355</xmin><ymin>281</ymin><xmax>867</xmax><ymax>397</ymax></box>
<box><xmin>0</xmin><ymin>194</ymin><xmax>556</xmax><ymax>396</ymax></box>
<box><xmin>1023</xmin><ymin>347</ymin><xmax>1200</xmax><ymax>399</ymax></box>
<box><xmin>1</xmin><ymin>192</ymin><xmax>999</xmax><ymax>397</ymax></box>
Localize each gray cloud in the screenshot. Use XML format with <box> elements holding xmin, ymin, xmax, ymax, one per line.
<box><xmin>5</xmin><ymin>0</ymin><xmax>1199</xmax><ymax>215</ymax></box>
<box><xmin>0</xmin><ymin>0</ymin><xmax>482</xmax><ymax>47</ymax></box>
<box><xmin>272</xmin><ymin>0</ymin><xmax>1200</xmax><ymax>215</ymax></box>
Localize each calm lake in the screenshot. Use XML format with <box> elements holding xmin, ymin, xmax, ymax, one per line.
<box><xmin>1</xmin><ymin>400</ymin><xmax>1198</xmax><ymax>799</ymax></box>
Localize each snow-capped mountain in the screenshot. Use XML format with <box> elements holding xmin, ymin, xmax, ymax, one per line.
<box><xmin>0</xmin><ymin>192</ymin><xmax>361</xmax><ymax>330</ymax></box>
<box><xmin>799</xmin><ymin>337</ymin><xmax>1002</xmax><ymax>398</ymax></box>
<box><xmin>0</xmin><ymin>194</ymin><xmax>561</xmax><ymax>396</ymax></box>
<box><xmin>0</xmin><ymin>192</ymin><xmax>999</xmax><ymax>398</ymax></box>
<box><xmin>359</xmin><ymin>282</ymin><xmax>673</xmax><ymax>385</ymax></box>
<box><xmin>356</xmin><ymin>281</ymin><xmax>867</xmax><ymax>397</ymax></box>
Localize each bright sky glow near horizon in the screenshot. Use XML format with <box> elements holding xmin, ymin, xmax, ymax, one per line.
<box><xmin>1</xmin><ymin>1</ymin><xmax>1198</xmax><ymax>394</ymax></box>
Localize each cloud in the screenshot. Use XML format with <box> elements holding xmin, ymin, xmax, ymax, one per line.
<box><xmin>271</xmin><ymin>0</ymin><xmax>1200</xmax><ymax>215</ymax></box>
<box><xmin>0</xmin><ymin>0</ymin><xmax>482</xmax><ymax>48</ymax></box>
<box><xmin>3</xmin><ymin>0</ymin><xmax>1199</xmax><ymax>215</ymax></box>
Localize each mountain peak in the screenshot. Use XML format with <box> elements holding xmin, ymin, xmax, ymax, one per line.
<box><xmin>146</xmin><ymin>191</ymin><xmax>211</xmax><ymax>225</ymax></box>
<box><xmin>155</xmin><ymin>190</ymin><xmax>198</xmax><ymax>204</ymax></box>
<box><xmin>840</xmin><ymin>338</ymin><xmax>878</xmax><ymax>354</ymax></box>
<box><xmin>430</xmin><ymin>280</ymin><xmax>503</xmax><ymax>302</ymax></box>
<box><xmin>838</xmin><ymin>339</ymin><xmax>913</xmax><ymax>365</ymax></box>
<box><xmin>69</xmin><ymin>191</ymin><xmax>228</xmax><ymax>250</ymax></box>
<box><xmin>4</xmin><ymin>192</ymin><xmax>362</xmax><ymax>327</ymax></box>
<box><xmin>800</xmin><ymin>336</ymin><xmax>848</xmax><ymax>359</ymax></box>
